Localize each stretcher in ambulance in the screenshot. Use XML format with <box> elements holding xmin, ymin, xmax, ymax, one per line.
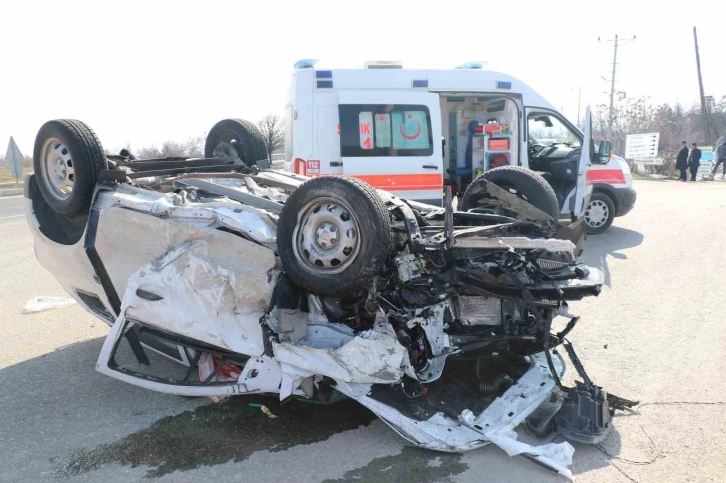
<box><xmin>284</xmin><ymin>60</ymin><xmax>636</xmax><ymax>234</ymax></box>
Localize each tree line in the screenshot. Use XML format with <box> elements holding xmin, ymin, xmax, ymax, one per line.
<box><xmin>591</xmin><ymin>93</ymin><xmax>726</xmax><ymax>174</ymax></box>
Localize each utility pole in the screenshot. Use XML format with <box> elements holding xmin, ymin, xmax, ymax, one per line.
<box><xmin>599</xmin><ymin>35</ymin><xmax>636</xmax><ymax>141</ymax></box>
<box><xmin>693</xmin><ymin>26</ymin><xmax>711</xmax><ymax>145</ymax></box>
<box><xmin>577</xmin><ymin>86</ymin><xmax>582</xmax><ymax>126</ymax></box>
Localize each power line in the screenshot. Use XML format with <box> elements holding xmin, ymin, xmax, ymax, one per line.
<box><xmin>693</xmin><ymin>26</ymin><xmax>711</xmax><ymax>145</ymax></box>
<box><xmin>598</xmin><ymin>35</ymin><xmax>636</xmax><ymax>140</ymax></box>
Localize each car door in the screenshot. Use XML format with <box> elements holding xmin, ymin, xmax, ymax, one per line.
<box><xmin>573</xmin><ymin>105</ymin><xmax>594</xmax><ymax>218</ymax></box>
<box><xmin>337</xmin><ymin>90</ymin><xmax>443</xmax><ymax>206</ymax></box>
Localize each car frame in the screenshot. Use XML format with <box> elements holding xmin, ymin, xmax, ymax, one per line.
<box><xmin>24</xmin><ymin>118</ymin><xmax>637</xmax><ymax>480</ymax></box>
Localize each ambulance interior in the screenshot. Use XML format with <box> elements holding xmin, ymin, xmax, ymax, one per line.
<box><xmin>439</xmin><ymin>95</ymin><xmax>520</xmax><ymax>197</ymax></box>
<box><xmin>439</xmin><ymin>95</ymin><xmax>582</xmax><ymax>206</ymax></box>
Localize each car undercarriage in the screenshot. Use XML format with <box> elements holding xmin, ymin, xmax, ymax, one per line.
<box><xmin>25</xmin><ymin>118</ymin><xmax>637</xmax><ymax>480</ymax></box>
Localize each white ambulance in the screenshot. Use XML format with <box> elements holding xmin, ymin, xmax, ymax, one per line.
<box><xmin>283</xmin><ymin>60</ymin><xmax>636</xmax><ymax>234</ymax></box>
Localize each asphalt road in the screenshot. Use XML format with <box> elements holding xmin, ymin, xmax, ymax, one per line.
<box><xmin>1</xmin><ymin>181</ymin><xmax>725</xmax><ymax>483</ymax></box>
<box><xmin>0</xmin><ymin>195</ymin><xmax>25</xmax><ymax>221</ymax></box>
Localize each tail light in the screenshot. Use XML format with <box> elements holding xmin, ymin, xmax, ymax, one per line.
<box><xmin>294</xmin><ymin>158</ymin><xmax>306</xmax><ymax>176</ymax></box>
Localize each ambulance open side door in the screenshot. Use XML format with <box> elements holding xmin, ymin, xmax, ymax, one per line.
<box><xmin>573</xmin><ymin>105</ymin><xmax>594</xmax><ymax>218</ymax></box>
<box><xmin>337</xmin><ymin>90</ymin><xmax>443</xmax><ymax>206</ymax></box>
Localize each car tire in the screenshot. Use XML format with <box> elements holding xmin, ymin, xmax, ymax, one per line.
<box><xmin>32</xmin><ymin>119</ymin><xmax>108</xmax><ymax>218</ymax></box>
<box><xmin>584</xmin><ymin>192</ymin><xmax>615</xmax><ymax>234</ymax></box>
<box><xmin>460</xmin><ymin>166</ymin><xmax>560</xmax><ymax>220</ymax></box>
<box><xmin>277</xmin><ymin>176</ymin><xmax>392</xmax><ymax>296</ymax></box>
<box><xmin>204</xmin><ymin>118</ymin><xmax>268</xmax><ymax>166</ymax></box>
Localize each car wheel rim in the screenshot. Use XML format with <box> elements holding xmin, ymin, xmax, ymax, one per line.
<box><xmin>40</xmin><ymin>137</ymin><xmax>74</xmax><ymax>201</ymax></box>
<box><xmin>292</xmin><ymin>197</ymin><xmax>361</xmax><ymax>274</ymax></box>
<box><xmin>585</xmin><ymin>200</ymin><xmax>609</xmax><ymax>227</ymax></box>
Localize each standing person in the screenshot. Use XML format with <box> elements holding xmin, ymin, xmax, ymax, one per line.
<box><xmin>676</xmin><ymin>140</ymin><xmax>689</xmax><ymax>181</ymax></box>
<box><xmin>688</xmin><ymin>142</ymin><xmax>702</xmax><ymax>181</ymax></box>
<box><xmin>713</xmin><ymin>138</ymin><xmax>726</xmax><ymax>178</ymax></box>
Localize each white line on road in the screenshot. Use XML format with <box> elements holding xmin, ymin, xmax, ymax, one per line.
<box><xmin>0</xmin><ymin>215</ymin><xmax>23</xmax><ymax>220</ymax></box>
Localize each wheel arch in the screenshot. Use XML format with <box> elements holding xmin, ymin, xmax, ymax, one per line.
<box><xmin>590</xmin><ymin>183</ymin><xmax>620</xmax><ymax>212</ymax></box>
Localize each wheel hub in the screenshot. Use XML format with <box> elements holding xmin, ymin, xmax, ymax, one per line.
<box><xmin>293</xmin><ymin>199</ymin><xmax>360</xmax><ymax>273</ymax></box>
<box><xmin>54</xmin><ymin>159</ymin><xmax>67</xmax><ymax>179</ymax></box>
<box><xmin>585</xmin><ymin>200</ymin><xmax>609</xmax><ymax>227</ymax></box>
<box><xmin>40</xmin><ymin>138</ymin><xmax>75</xmax><ymax>200</ymax></box>
<box><xmin>315</xmin><ymin>222</ymin><xmax>338</xmax><ymax>249</ymax></box>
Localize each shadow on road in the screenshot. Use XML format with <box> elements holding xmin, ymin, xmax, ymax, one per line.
<box><xmin>0</xmin><ymin>337</ymin><xmax>374</xmax><ymax>481</ymax></box>
<box><xmin>581</xmin><ymin>226</ymin><xmax>644</xmax><ymax>287</ymax></box>
<box><xmin>0</xmin><ymin>336</ymin><xmax>626</xmax><ymax>482</ymax></box>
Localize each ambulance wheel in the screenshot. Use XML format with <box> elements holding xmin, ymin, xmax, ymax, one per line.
<box><xmin>33</xmin><ymin>119</ymin><xmax>108</xmax><ymax>218</ymax></box>
<box><xmin>460</xmin><ymin>166</ymin><xmax>559</xmax><ymax>220</ymax></box>
<box><xmin>277</xmin><ymin>176</ymin><xmax>392</xmax><ymax>295</ymax></box>
<box><xmin>584</xmin><ymin>192</ymin><xmax>615</xmax><ymax>234</ymax></box>
<box><xmin>204</xmin><ymin>118</ymin><xmax>268</xmax><ymax>166</ymax></box>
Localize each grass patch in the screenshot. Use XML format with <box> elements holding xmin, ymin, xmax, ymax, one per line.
<box><xmin>0</xmin><ymin>167</ymin><xmax>33</xmax><ymax>186</ymax></box>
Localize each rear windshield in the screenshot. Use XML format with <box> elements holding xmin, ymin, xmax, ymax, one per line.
<box><xmin>339</xmin><ymin>104</ymin><xmax>433</xmax><ymax>157</ymax></box>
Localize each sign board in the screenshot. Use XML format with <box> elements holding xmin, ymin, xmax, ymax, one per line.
<box><xmin>5</xmin><ymin>136</ymin><xmax>24</xmax><ymax>181</ymax></box>
<box><xmin>697</xmin><ymin>146</ymin><xmax>715</xmax><ymax>180</ymax></box>
<box><xmin>700</xmin><ymin>146</ymin><xmax>715</xmax><ymax>162</ymax></box>
<box><xmin>634</xmin><ymin>157</ymin><xmax>664</xmax><ymax>166</ymax></box>
<box><xmin>625</xmin><ymin>132</ymin><xmax>659</xmax><ymax>159</ymax></box>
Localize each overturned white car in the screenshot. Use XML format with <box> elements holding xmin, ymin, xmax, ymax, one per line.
<box><xmin>25</xmin><ymin>118</ymin><xmax>636</xmax><ymax>479</ymax></box>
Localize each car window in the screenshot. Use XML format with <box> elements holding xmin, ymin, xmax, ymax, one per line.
<box><xmin>528</xmin><ymin>114</ymin><xmax>580</xmax><ymax>147</ymax></box>
<box><xmin>340</xmin><ymin>104</ymin><xmax>433</xmax><ymax>157</ymax></box>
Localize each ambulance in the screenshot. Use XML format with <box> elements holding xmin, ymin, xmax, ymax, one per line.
<box><xmin>284</xmin><ymin>60</ymin><xmax>636</xmax><ymax>234</ymax></box>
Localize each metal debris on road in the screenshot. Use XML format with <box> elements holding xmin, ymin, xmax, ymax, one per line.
<box><xmin>248</xmin><ymin>403</ymin><xmax>278</xmax><ymax>419</ymax></box>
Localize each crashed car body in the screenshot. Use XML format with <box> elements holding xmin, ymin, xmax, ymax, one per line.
<box><xmin>24</xmin><ymin>118</ymin><xmax>635</xmax><ymax>479</ymax></box>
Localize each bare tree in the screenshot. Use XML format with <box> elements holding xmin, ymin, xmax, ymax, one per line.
<box><xmin>134</xmin><ymin>135</ymin><xmax>204</xmax><ymax>159</ymax></box>
<box><xmin>257</xmin><ymin>114</ymin><xmax>285</xmax><ymax>161</ymax></box>
<box><xmin>183</xmin><ymin>135</ymin><xmax>205</xmax><ymax>158</ymax></box>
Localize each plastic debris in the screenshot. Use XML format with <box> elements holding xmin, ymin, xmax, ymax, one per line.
<box><xmin>249</xmin><ymin>403</ymin><xmax>278</xmax><ymax>419</ymax></box>
<box><xmin>646</xmin><ymin>174</ymin><xmax>667</xmax><ymax>181</ymax></box>
<box><xmin>22</xmin><ymin>296</ymin><xmax>77</xmax><ymax>314</ymax></box>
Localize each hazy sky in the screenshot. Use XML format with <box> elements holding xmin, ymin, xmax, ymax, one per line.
<box><xmin>2</xmin><ymin>0</ymin><xmax>723</xmax><ymax>156</ymax></box>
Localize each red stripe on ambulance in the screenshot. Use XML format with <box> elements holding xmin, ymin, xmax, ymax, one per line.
<box><xmin>586</xmin><ymin>169</ymin><xmax>625</xmax><ymax>185</ymax></box>
<box><xmin>354</xmin><ymin>173</ymin><xmax>442</xmax><ymax>191</ymax></box>
<box><xmin>294</xmin><ymin>161</ymin><xmax>442</xmax><ymax>191</ymax></box>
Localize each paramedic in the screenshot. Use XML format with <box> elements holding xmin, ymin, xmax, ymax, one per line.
<box><xmin>676</xmin><ymin>141</ymin><xmax>689</xmax><ymax>181</ymax></box>
<box><xmin>712</xmin><ymin>139</ymin><xmax>726</xmax><ymax>177</ymax></box>
<box><xmin>688</xmin><ymin>143</ymin><xmax>701</xmax><ymax>181</ymax></box>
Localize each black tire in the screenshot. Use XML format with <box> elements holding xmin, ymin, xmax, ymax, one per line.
<box><xmin>277</xmin><ymin>176</ymin><xmax>392</xmax><ymax>296</ymax></box>
<box><xmin>584</xmin><ymin>192</ymin><xmax>615</xmax><ymax>235</ymax></box>
<box><xmin>204</xmin><ymin>118</ymin><xmax>268</xmax><ymax>166</ymax></box>
<box><xmin>33</xmin><ymin>119</ymin><xmax>108</xmax><ymax>218</ymax></box>
<box><xmin>460</xmin><ymin>166</ymin><xmax>560</xmax><ymax>220</ymax></box>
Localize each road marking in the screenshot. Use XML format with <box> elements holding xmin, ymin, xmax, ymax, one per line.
<box><xmin>0</xmin><ymin>215</ymin><xmax>23</xmax><ymax>220</ymax></box>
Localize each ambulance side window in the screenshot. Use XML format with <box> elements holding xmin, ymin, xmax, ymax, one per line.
<box><xmin>339</xmin><ymin>104</ymin><xmax>433</xmax><ymax>157</ymax></box>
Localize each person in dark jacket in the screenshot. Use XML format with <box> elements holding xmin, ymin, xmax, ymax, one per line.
<box><xmin>676</xmin><ymin>141</ymin><xmax>689</xmax><ymax>181</ymax></box>
<box><xmin>712</xmin><ymin>139</ymin><xmax>726</xmax><ymax>178</ymax></box>
<box><xmin>688</xmin><ymin>142</ymin><xmax>702</xmax><ymax>181</ymax></box>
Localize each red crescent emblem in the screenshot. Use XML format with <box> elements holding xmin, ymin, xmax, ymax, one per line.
<box><xmin>400</xmin><ymin>122</ymin><xmax>421</xmax><ymax>140</ymax></box>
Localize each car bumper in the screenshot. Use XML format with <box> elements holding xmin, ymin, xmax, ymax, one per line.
<box><xmin>615</xmin><ymin>187</ymin><xmax>637</xmax><ymax>216</ymax></box>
